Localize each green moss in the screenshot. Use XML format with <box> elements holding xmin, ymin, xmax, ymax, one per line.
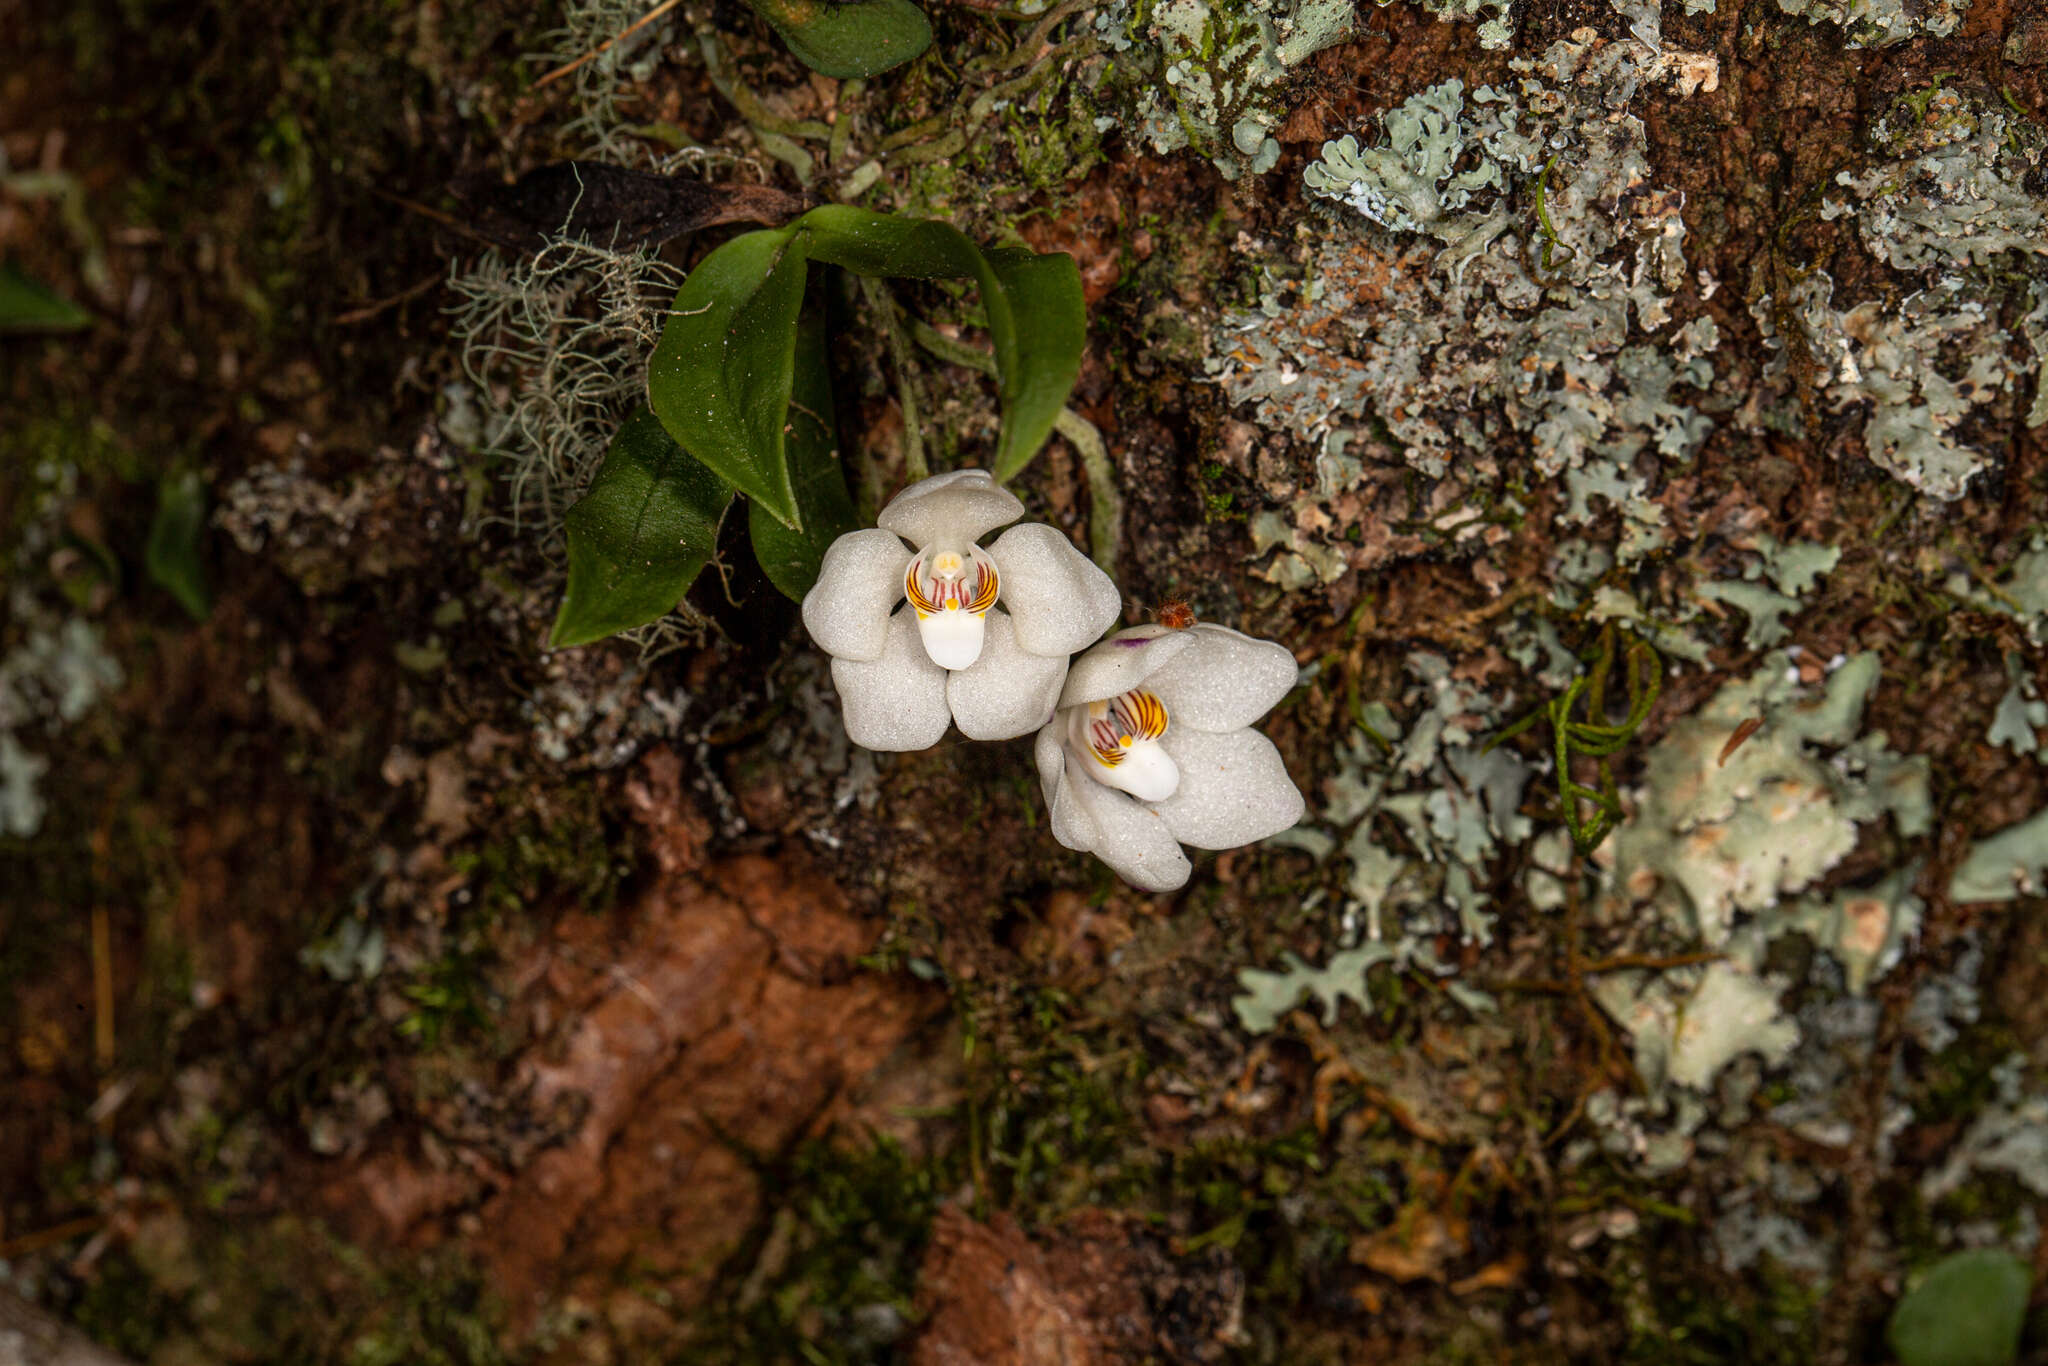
<box><xmin>1596</xmin><ymin>1241</ymin><xmax>1823</xmax><ymax>1365</ymax></box>
<box><xmin>1908</xmin><ymin>1021</ymin><xmax>2024</xmax><ymax>1125</ymax></box>
<box><xmin>681</xmin><ymin>1137</ymin><xmax>952</xmax><ymax>1365</ymax></box>
<box><xmin>997</xmin><ymin>87</ymin><xmax>1106</xmax><ymax>193</ymax></box>
<box><xmin>448</xmin><ymin>780</ymin><xmax>632</xmax><ymax>922</ymax></box>
<box><xmin>68</xmin><ymin>1217</ymin><xmax>504</xmax><ymax>1366</ymax></box>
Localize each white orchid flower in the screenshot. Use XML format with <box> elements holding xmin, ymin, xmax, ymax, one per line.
<box><xmin>802</xmin><ymin>470</ymin><xmax>1122</xmax><ymax>751</ymax></box>
<box><xmin>1033</xmin><ymin>622</ymin><xmax>1305</xmax><ymax>892</ymax></box>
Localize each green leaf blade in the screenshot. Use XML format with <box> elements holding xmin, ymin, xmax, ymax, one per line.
<box><xmin>750</xmin><ymin>314</ymin><xmax>857</xmax><ymax>601</ymax></box>
<box><xmin>746</xmin><ymin>0</ymin><xmax>931</xmax><ymax>77</ymax></box>
<box><xmin>0</xmin><ymin>262</ymin><xmax>91</xmax><ymax>332</ymax></box>
<box><xmin>800</xmin><ymin>206</ymin><xmax>986</xmax><ymax>279</ymax></box>
<box><xmin>983</xmin><ymin>247</ymin><xmax>1084</xmax><ymax>481</ymax></box>
<box><xmin>1888</xmin><ymin>1249</ymin><xmax>2032</xmax><ymax>1366</ymax></box>
<box><xmin>799</xmin><ymin>209</ymin><xmax>1086</xmax><ymax>483</ymax></box>
<box><xmin>550</xmin><ymin>407</ymin><xmax>734</xmax><ymax>649</ymax></box>
<box><xmin>648</xmin><ymin>228</ymin><xmax>809</xmax><ymax>530</ymax></box>
<box><xmin>145</xmin><ymin>470</ymin><xmax>212</xmax><ymax>621</ymax></box>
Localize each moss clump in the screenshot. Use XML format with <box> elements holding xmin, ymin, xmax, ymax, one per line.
<box><xmin>450</xmin><ymin>780</ymin><xmax>634</xmax><ymax>923</ymax></box>
<box><xmin>681</xmin><ymin>1137</ymin><xmax>951</xmax><ymax>1365</ymax></box>
<box><xmin>1094</xmin><ymin>0</ymin><xmax>1354</xmax><ymax>178</ymax></box>
<box><xmin>66</xmin><ymin>1216</ymin><xmax>504</xmax><ymax>1366</ymax></box>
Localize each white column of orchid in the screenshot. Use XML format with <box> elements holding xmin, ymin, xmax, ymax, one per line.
<box><xmin>801</xmin><ymin>470</ymin><xmax>1124</xmax><ymax>751</ymax></box>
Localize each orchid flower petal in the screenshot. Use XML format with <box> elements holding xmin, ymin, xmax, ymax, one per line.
<box><xmin>802</xmin><ymin>528</ymin><xmax>912</xmax><ymax>663</ymax></box>
<box><xmin>1062</xmin><ymin>761</ymin><xmax>1192</xmax><ymax>892</ymax></box>
<box><xmin>1144</xmin><ymin>624</ymin><xmax>1301</xmax><ymax>732</ymax></box>
<box><xmin>986</xmin><ymin>523</ymin><xmax>1123</xmax><ymax>658</ymax></box>
<box><xmin>829</xmin><ymin>611</ymin><xmax>951</xmax><ymax>751</ymax></box>
<box><xmin>1058</xmin><ymin>626</ymin><xmax>1197</xmax><ymax>709</ymax></box>
<box><xmin>1151</xmin><ymin>726</ymin><xmax>1306</xmax><ymax>849</ymax></box>
<box><xmin>949</xmin><ymin>612</ymin><xmax>1067</xmax><ymax>740</ymax></box>
<box><xmin>1036</xmin><ymin>724</ymin><xmax>1100</xmax><ymax>852</ymax></box>
<box><xmin>877</xmin><ymin>469</ymin><xmax>1022</xmax><ymax>548</ymax></box>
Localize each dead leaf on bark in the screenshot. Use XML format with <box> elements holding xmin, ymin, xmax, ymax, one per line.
<box><xmin>1349</xmin><ymin>1204</ymin><xmax>1471</xmax><ymax>1284</ymax></box>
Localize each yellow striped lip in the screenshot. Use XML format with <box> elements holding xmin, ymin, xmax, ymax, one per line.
<box><xmin>1086</xmin><ymin>688</ymin><xmax>1170</xmax><ymax>767</ymax></box>
<box><xmin>906</xmin><ymin>551</ymin><xmax>998</xmax><ymax>620</ymax></box>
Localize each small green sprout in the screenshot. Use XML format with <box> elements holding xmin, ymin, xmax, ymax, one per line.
<box><xmin>1489</xmin><ymin>625</ymin><xmax>1661</xmax><ymax>854</ymax></box>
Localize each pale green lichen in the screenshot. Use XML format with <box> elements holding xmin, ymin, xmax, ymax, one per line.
<box><xmin>1922</xmin><ymin>1055</ymin><xmax>2048</xmax><ymax>1200</ymax></box>
<box><xmin>1989</xmin><ymin>653</ymin><xmax>2045</xmax><ymax>756</ymax></box>
<box><xmin>1602</xmin><ymin>651</ymin><xmax>1931</xmax><ymax>943</ymax></box>
<box><xmin>1234</xmin><ymin>939</ymin><xmax>1402</xmax><ymax>1033</ymax></box>
<box><xmin>1693</xmin><ymin>535</ymin><xmax>1841</xmax><ymax>649</ymax></box>
<box><xmin>1758</xmin><ymin>87</ymin><xmax>2048</xmax><ymax>500</ymax></box>
<box><xmin>1214</xmin><ymin>34</ymin><xmax>1724</xmax><ymax>578</ymax></box>
<box><xmin>1581</xmin><ymin>872</ymin><xmax>1942</xmax><ymax>1180</ymax></box>
<box><xmin>1412</xmin><ymin>0</ymin><xmax>1514</xmax><ymax>47</ymax></box>
<box><xmin>1948</xmin><ymin>808</ymin><xmax>2048</xmax><ymax>903</ymax></box>
<box><xmin>1234</xmin><ymin>649</ymin><xmax>1531</xmax><ymax>1032</ymax></box>
<box><xmin>1764</xmin><ymin>865</ymin><xmax>1923</xmax><ymax>997</ymax></box>
<box><xmin>1755</xmin><ymin>271</ymin><xmax>2032</xmax><ymax>501</ymax></box>
<box><xmin>1094</xmin><ymin>0</ymin><xmax>1353</xmax><ymax>178</ymax></box>
<box><xmin>1947</xmin><ymin>537</ymin><xmax>2048</xmax><ymax>643</ymax></box>
<box><xmin>1588</xmin><ymin>653</ymin><xmax>1930</xmax><ymax>1105</ymax></box>
<box><xmin>0</xmin><ymin>596</ymin><xmax>124</xmax><ymax>838</ymax></box>
<box><xmin>1583</xmin><ymin>585</ymin><xmax>1714</xmax><ymax>665</ymax></box>
<box><xmin>1300</xmin><ymin>78</ymin><xmax>1532</xmax><ymax>234</ymax></box>
<box><xmin>1823</xmin><ymin>86</ymin><xmax>2047</xmax><ymax>271</ymax></box>
<box><xmin>1773</xmin><ymin>0</ymin><xmax>1972</xmax><ymax>52</ymax></box>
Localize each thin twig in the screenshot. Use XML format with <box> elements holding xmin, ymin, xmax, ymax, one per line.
<box><xmin>336</xmin><ymin>272</ymin><xmax>442</xmax><ymax>325</ymax></box>
<box><xmin>367</xmin><ymin>187</ymin><xmax>492</xmax><ymax>244</ymax></box>
<box><xmin>0</xmin><ymin>1216</ymin><xmax>105</xmax><ymax>1260</ymax></box>
<box><xmin>534</xmin><ymin>0</ymin><xmax>686</xmax><ymax>89</ymax></box>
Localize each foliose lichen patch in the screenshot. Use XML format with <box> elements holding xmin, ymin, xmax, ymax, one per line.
<box><xmin>0</xmin><ymin>597</ymin><xmax>123</xmax><ymax>838</ymax></box>
<box><xmin>1093</xmin><ymin>0</ymin><xmax>1356</xmax><ymax>178</ymax></box>
<box><xmin>1211</xmin><ymin>32</ymin><xmax>1724</xmax><ymax>584</ymax></box>
<box><xmin>1772</xmin><ymin>0</ymin><xmax>1973</xmax><ymax>49</ymax></box>
<box><xmin>1235</xmin><ymin>649</ymin><xmax>1531</xmax><ymax>1031</ymax></box>
<box><xmin>1562</xmin><ymin>652</ymin><xmax>1934</xmax><ymax>1180</ymax></box>
<box><xmin>1755</xmin><ymin>85</ymin><xmax>2048</xmax><ymax>500</ymax></box>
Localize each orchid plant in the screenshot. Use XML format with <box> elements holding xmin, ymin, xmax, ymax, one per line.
<box><xmin>548</xmin><ymin>208</ymin><xmax>1084</xmax><ymax>648</ymax></box>
<box><xmin>542</xmin><ymin>197</ymin><xmax>1300</xmax><ymax>890</ymax></box>
<box><xmin>802</xmin><ymin>470</ymin><xmax>1305</xmax><ymax>890</ymax></box>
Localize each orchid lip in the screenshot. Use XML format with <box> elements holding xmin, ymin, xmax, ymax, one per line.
<box><xmin>1068</xmin><ymin>688</ymin><xmax>1178</xmax><ymax>801</ymax></box>
<box><xmin>907</xmin><ymin>544</ymin><xmax>999</xmax><ymax>670</ymax></box>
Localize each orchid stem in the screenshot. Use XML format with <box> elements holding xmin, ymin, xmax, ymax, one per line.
<box><xmin>908</xmin><ymin>317</ymin><xmax>1118</xmax><ymax>573</ymax></box>
<box><xmin>862</xmin><ymin>275</ymin><xmax>927</xmax><ymax>482</ymax></box>
<box><xmin>1055</xmin><ymin>407</ymin><xmax>1119</xmax><ymax>579</ymax></box>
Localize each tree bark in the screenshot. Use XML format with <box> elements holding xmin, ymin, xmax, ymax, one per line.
<box><xmin>0</xmin><ymin>1293</ymin><xmax>138</xmax><ymax>1366</ymax></box>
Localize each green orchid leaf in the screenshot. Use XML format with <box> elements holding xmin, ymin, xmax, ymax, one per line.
<box><xmin>145</xmin><ymin>470</ymin><xmax>212</xmax><ymax>621</ymax></box>
<box><xmin>745</xmin><ymin>0</ymin><xmax>932</xmax><ymax>78</ymax></box>
<box><xmin>643</xmin><ymin>208</ymin><xmax>1082</xmax><ymax>580</ymax></box>
<box><xmin>550</xmin><ymin>406</ymin><xmax>734</xmax><ymax>649</ymax></box>
<box><xmin>981</xmin><ymin>246</ymin><xmax>1086</xmax><ymax>481</ymax></box>
<box><xmin>1888</xmin><ymin>1249</ymin><xmax>2031</xmax><ymax>1366</ymax></box>
<box><xmin>648</xmin><ymin>227</ymin><xmax>810</xmax><ymax>530</ymax></box>
<box><xmin>797</xmin><ymin>206</ymin><xmax>1085</xmax><ymax>481</ymax></box>
<box><xmin>0</xmin><ymin>262</ymin><xmax>91</xmax><ymax>332</ymax></box>
<box><xmin>749</xmin><ymin>313</ymin><xmax>857</xmax><ymax>601</ymax></box>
